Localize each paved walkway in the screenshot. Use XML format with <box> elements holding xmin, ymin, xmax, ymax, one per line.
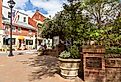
<box><xmin>0</xmin><ymin>50</ymin><xmax>37</xmax><ymax>55</ymax></box>
<box><xmin>0</xmin><ymin>54</ymin><xmax>83</xmax><ymax>82</ymax></box>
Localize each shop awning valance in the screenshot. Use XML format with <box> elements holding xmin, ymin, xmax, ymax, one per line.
<box><xmin>18</xmin><ymin>36</ymin><xmax>24</xmax><ymax>39</ymax></box>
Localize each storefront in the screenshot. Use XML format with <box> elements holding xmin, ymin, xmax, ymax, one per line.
<box><xmin>17</xmin><ymin>36</ymin><xmax>25</xmax><ymax>50</ymax></box>
<box><xmin>3</xmin><ymin>38</ymin><xmax>16</xmax><ymax>45</ymax></box>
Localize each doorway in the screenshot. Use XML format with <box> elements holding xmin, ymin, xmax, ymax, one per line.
<box><xmin>18</xmin><ymin>39</ymin><xmax>22</xmax><ymax>48</ymax></box>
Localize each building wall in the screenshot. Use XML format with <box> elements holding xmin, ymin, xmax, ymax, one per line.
<box><xmin>16</xmin><ymin>12</ymin><xmax>28</xmax><ymax>24</ymax></box>
<box><xmin>32</xmin><ymin>10</ymin><xmax>45</xmax><ymax>22</ymax></box>
<box><xmin>28</xmin><ymin>17</ymin><xmax>37</xmax><ymax>28</ymax></box>
<box><xmin>3</xmin><ymin>24</ymin><xmax>36</xmax><ymax>36</ymax></box>
<box><xmin>2</xmin><ymin>6</ymin><xmax>28</xmax><ymax>25</ymax></box>
<box><xmin>28</xmin><ymin>10</ymin><xmax>46</xmax><ymax>49</ymax></box>
<box><xmin>0</xmin><ymin>6</ymin><xmax>37</xmax><ymax>50</ymax></box>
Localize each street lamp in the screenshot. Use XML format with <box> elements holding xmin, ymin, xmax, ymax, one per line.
<box><xmin>7</xmin><ymin>0</ymin><xmax>15</xmax><ymax>56</ymax></box>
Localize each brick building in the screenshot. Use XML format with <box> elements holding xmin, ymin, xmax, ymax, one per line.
<box><xmin>2</xmin><ymin>6</ymin><xmax>36</xmax><ymax>50</ymax></box>
<box><xmin>0</xmin><ymin>1</ymin><xmax>45</xmax><ymax>51</ymax></box>
<box><xmin>28</xmin><ymin>10</ymin><xmax>46</xmax><ymax>49</ymax></box>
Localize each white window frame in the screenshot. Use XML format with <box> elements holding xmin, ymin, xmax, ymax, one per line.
<box><xmin>12</xmin><ymin>26</ymin><xmax>16</xmax><ymax>32</ymax></box>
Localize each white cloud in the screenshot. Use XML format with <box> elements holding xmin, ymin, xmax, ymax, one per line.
<box><xmin>2</xmin><ymin>0</ymin><xmax>68</xmax><ymax>17</ymax></box>
<box><xmin>31</xmin><ymin>0</ymin><xmax>67</xmax><ymax>17</ymax></box>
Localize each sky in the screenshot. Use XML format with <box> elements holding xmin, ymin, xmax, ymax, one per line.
<box><xmin>3</xmin><ymin>0</ymin><xmax>68</xmax><ymax>17</ymax></box>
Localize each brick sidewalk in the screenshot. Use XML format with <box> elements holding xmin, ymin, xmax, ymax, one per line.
<box><xmin>0</xmin><ymin>54</ymin><xmax>83</xmax><ymax>82</ymax></box>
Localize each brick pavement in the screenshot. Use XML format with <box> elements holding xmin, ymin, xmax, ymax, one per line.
<box><xmin>0</xmin><ymin>54</ymin><xmax>83</xmax><ymax>82</ymax></box>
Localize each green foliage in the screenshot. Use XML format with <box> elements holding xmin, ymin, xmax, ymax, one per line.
<box><xmin>42</xmin><ymin>1</ymin><xmax>91</xmax><ymax>42</ymax></box>
<box><xmin>59</xmin><ymin>50</ymin><xmax>71</xmax><ymax>59</ymax></box>
<box><xmin>81</xmin><ymin>0</ymin><xmax>121</xmax><ymax>47</ymax></box>
<box><xmin>106</xmin><ymin>47</ymin><xmax>121</xmax><ymax>54</ymax></box>
<box><xmin>82</xmin><ymin>0</ymin><xmax>120</xmax><ymax>29</ymax></box>
<box><xmin>69</xmin><ymin>45</ymin><xmax>80</xmax><ymax>59</ymax></box>
<box><xmin>42</xmin><ymin>0</ymin><xmax>121</xmax><ymax>56</ymax></box>
<box><xmin>59</xmin><ymin>45</ymin><xmax>80</xmax><ymax>59</ymax></box>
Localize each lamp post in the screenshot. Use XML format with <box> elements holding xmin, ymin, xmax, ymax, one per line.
<box><xmin>7</xmin><ymin>0</ymin><xmax>15</xmax><ymax>56</ymax></box>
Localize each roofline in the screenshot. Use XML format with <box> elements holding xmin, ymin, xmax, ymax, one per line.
<box><xmin>36</xmin><ymin>10</ymin><xmax>46</xmax><ymax>18</ymax></box>
<box><xmin>2</xmin><ymin>19</ymin><xmax>36</xmax><ymax>31</ymax></box>
<box><xmin>32</xmin><ymin>10</ymin><xmax>46</xmax><ymax>18</ymax></box>
<box><xmin>2</xmin><ymin>5</ymin><xmax>28</xmax><ymax>16</ymax></box>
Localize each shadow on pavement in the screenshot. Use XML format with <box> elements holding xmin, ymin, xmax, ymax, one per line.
<box><xmin>26</xmin><ymin>55</ymin><xmax>60</xmax><ymax>81</ymax></box>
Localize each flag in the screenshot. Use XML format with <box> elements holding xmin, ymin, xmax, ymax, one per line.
<box><xmin>12</xmin><ymin>10</ymin><xmax>19</xmax><ymax>24</ymax></box>
<box><xmin>12</xmin><ymin>10</ymin><xmax>16</xmax><ymax>20</ymax></box>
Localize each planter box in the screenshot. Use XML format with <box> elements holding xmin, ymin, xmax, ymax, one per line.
<box><xmin>59</xmin><ymin>58</ymin><xmax>81</xmax><ymax>79</ymax></box>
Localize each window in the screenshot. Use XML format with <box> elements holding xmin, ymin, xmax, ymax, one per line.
<box><xmin>23</xmin><ymin>17</ymin><xmax>26</xmax><ymax>22</ymax></box>
<box><xmin>8</xmin><ymin>12</ymin><xmax>11</xmax><ymax>18</ymax></box>
<box><xmin>4</xmin><ymin>25</ymin><xmax>9</xmax><ymax>31</ymax></box>
<box><xmin>12</xmin><ymin>26</ymin><xmax>16</xmax><ymax>32</ymax></box>
<box><xmin>18</xmin><ymin>15</ymin><xmax>20</xmax><ymax>20</ymax></box>
<box><xmin>29</xmin><ymin>30</ymin><xmax>32</xmax><ymax>33</ymax></box>
<box><xmin>3</xmin><ymin>38</ymin><xmax>16</xmax><ymax>45</ymax></box>
<box><xmin>29</xmin><ymin>30</ymin><xmax>32</xmax><ymax>35</ymax></box>
<box><xmin>26</xmin><ymin>39</ymin><xmax>33</xmax><ymax>45</ymax></box>
<box><xmin>18</xmin><ymin>27</ymin><xmax>21</xmax><ymax>32</ymax></box>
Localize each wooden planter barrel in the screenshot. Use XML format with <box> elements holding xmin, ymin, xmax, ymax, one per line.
<box><xmin>59</xmin><ymin>58</ymin><xmax>81</xmax><ymax>79</ymax></box>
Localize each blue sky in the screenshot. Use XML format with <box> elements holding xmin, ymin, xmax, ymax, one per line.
<box><xmin>3</xmin><ymin>0</ymin><xmax>68</xmax><ymax>17</ymax></box>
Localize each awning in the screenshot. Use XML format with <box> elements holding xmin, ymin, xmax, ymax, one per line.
<box><xmin>18</xmin><ymin>36</ymin><xmax>24</xmax><ymax>39</ymax></box>
<box><xmin>37</xmin><ymin>37</ymin><xmax>43</xmax><ymax>40</ymax></box>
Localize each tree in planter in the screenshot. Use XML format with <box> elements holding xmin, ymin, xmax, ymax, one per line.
<box><xmin>42</xmin><ymin>0</ymin><xmax>94</xmax><ymax>50</ymax></box>
<box><xmin>41</xmin><ymin>1</ymin><xmax>86</xmax><ymax>79</ymax></box>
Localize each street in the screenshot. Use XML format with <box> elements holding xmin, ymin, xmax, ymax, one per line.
<box><xmin>0</xmin><ymin>52</ymin><xmax>82</xmax><ymax>82</ymax></box>
<box><xmin>0</xmin><ymin>50</ymin><xmax>38</xmax><ymax>56</ymax></box>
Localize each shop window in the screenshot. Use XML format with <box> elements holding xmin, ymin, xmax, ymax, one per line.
<box><xmin>38</xmin><ymin>40</ymin><xmax>42</xmax><ymax>45</ymax></box>
<box><xmin>3</xmin><ymin>38</ymin><xmax>16</xmax><ymax>45</ymax></box>
<box><xmin>26</xmin><ymin>39</ymin><xmax>33</xmax><ymax>45</ymax></box>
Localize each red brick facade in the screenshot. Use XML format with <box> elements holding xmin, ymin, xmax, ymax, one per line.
<box><xmin>82</xmin><ymin>46</ymin><xmax>121</xmax><ymax>82</ymax></box>
<box><xmin>28</xmin><ymin>17</ymin><xmax>37</xmax><ymax>28</ymax></box>
<box><xmin>2</xmin><ymin>23</ymin><xmax>36</xmax><ymax>37</ymax></box>
<box><xmin>82</xmin><ymin>46</ymin><xmax>105</xmax><ymax>82</ymax></box>
<box><xmin>32</xmin><ymin>10</ymin><xmax>45</xmax><ymax>22</ymax></box>
<box><xmin>28</xmin><ymin>11</ymin><xmax>46</xmax><ymax>30</ymax></box>
<box><xmin>28</xmin><ymin>10</ymin><xmax>46</xmax><ymax>38</ymax></box>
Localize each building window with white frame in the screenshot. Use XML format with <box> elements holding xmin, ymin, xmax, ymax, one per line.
<box><xmin>8</xmin><ymin>12</ymin><xmax>11</xmax><ymax>18</ymax></box>
<box><xmin>23</xmin><ymin>17</ymin><xmax>26</xmax><ymax>22</ymax></box>
<box><xmin>4</xmin><ymin>25</ymin><xmax>9</xmax><ymax>31</ymax></box>
<box><xmin>12</xmin><ymin>26</ymin><xmax>16</xmax><ymax>32</ymax></box>
<box><xmin>18</xmin><ymin>15</ymin><xmax>20</xmax><ymax>21</ymax></box>
<box><xmin>18</xmin><ymin>27</ymin><xmax>21</xmax><ymax>33</ymax></box>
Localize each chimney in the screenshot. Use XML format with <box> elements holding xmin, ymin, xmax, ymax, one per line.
<box><xmin>0</xmin><ymin>0</ymin><xmax>2</xmax><ymax>28</ymax></box>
